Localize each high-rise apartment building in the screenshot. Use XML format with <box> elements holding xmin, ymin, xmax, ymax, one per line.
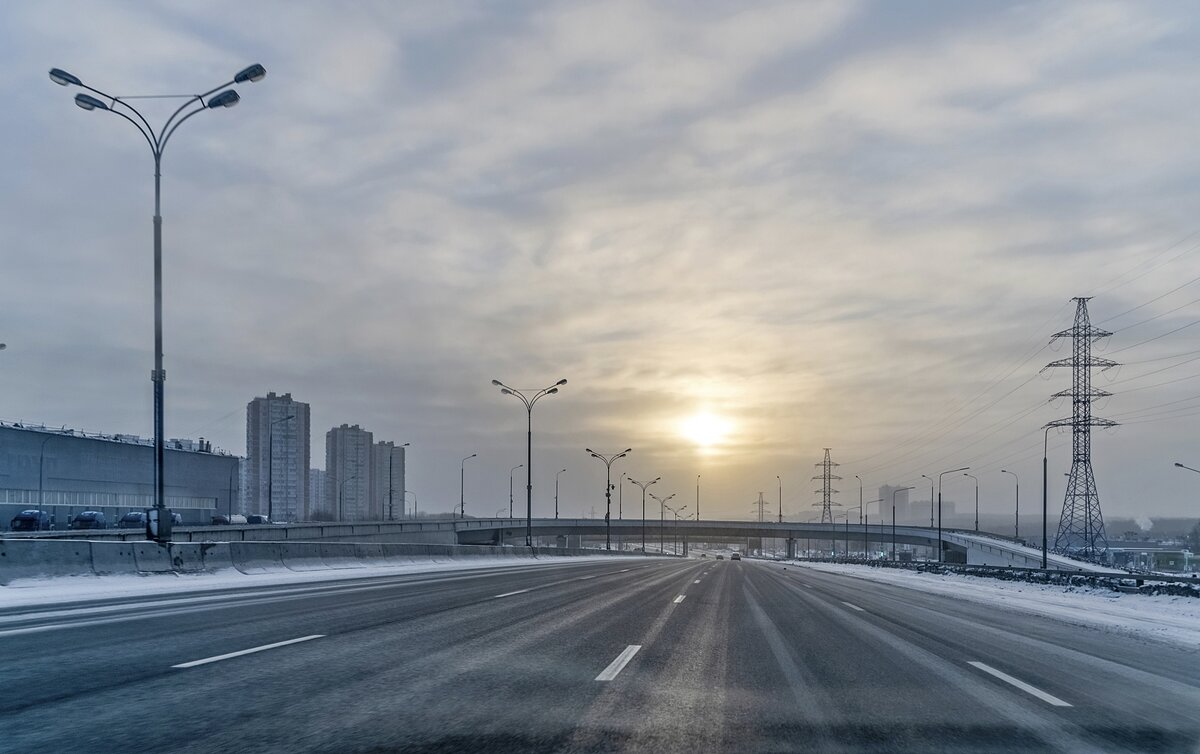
<box><xmin>246</xmin><ymin>392</ymin><xmax>311</xmax><ymax>521</ymax></box>
<box><xmin>326</xmin><ymin>424</ymin><xmax>374</xmax><ymax>521</ymax></box>
<box><xmin>374</xmin><ymin>441</ymin><xmax>406</xmax><ymax>520</ymax></box>
<box><xmin>308</xmin><ymin>468</ymin><xmax>327</xmax><ymax>517</ymax></box>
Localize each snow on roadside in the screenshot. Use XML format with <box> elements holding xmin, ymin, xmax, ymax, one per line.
<box><xmin>0</xmin><ymin>555</ymin><xmax>639</xmax><ymax>610</ymax></box>
<box><xmin>794</xmin><ymin>561</ymin><xmax>1200</xmax><ymax>649</ymax></box>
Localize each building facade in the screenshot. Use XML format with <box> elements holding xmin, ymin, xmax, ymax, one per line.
<box><xmin>325</xmin><ymin>424</ymin><xmax>374</xmax><ymax>521</ymax></box>
<box><xmin>246</xmin><ymin>392</ymin><xmax>311</xmax><ymax>522</ymax></box>
<box><xmin>0</xmin><ymin>422</ymin><xmax>239</xmax><ymax>528</ymax></box>
<box><xmin>308</xmin><ymin>468</ymin><xmax>327</xmax><ymax>518</ymax></box>
<box><xmin>374</xmin><ymin>442</ymin><xmax>406</xmax><ymax>520</ymax></box>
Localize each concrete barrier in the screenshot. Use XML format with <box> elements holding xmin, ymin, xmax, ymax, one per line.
<box><xmin>90</xmin><ymin>541</ymin><xmax>138</xmax><ymax>576</ymax></box>
<box><xmin>353</xmin><ymin>543</ymin><xmax>387</xmax><ymax>566</ymax></box>
<box><xmin>280</xmin><ymin>542</ymin><xmax>326</xmax><ymax>571</ymax></box>
<box><xmin>229</xmin><ymin>541</ymin><xmax>286</xmax><ymax>574</ymax></box>
<box><xmin>0</xmin><ymin>539</ymin><xmax>94</xmax><ymax>584</ymax></box>
<box><xmin>320</xmin><ymin>542</ymin><xmax>365</xmax><ymax>569</ymax></box>
<box><xmin>166</xmin><ymin>543</ymin><xmax>207</xmax><ymax>573</ymax></box>
<box><xmin>199</xmin><ymin>542</ymin><xmax>235</xmax><ymax>572</ymax></box>
<box><xmin>132</xmin><ymin>542</ymin><xmax>174</xmax><ymax>573</ymax></box>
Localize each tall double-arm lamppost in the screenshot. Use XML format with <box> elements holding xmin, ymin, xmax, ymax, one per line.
<box><xmin>664</xmin><ymin>503</ymin><xmax>689</xmax><ymax>555</ymax></box>
<box><xmin>587</xmin><ymin>448</ymin><xmax>631</xmax><ymax>550</ymax></box>
<box><xmin>628</xmin><ymin>477</ymin><xmax>660</xmax><ymax>552</ymax></box>
<box><xmin>50</xmin><ymin>64</ymin><xmax>266</xmax><ymax>544</ymax></box>
<box><xmin>493</xmin><ymin>378</ymin><xmax>567</xmax><ymax>547</ymax></box>
<box><xmin>338</xmin><ymin>475</ymin><xmax>359</xmax><ymax>522</ymax></box>
<box><xmin>963</xmin><ymin>473</ymin><xmax>979</xmax><ymax>533</ymax></box>
<box><xmin>650</xmin><ymin>492</ymin><xmax>676</xmax><ymax>554</ymax></box>
<box><xmin>509</xmin><ymin>464</ymin><xmax>523</xmax><ymax>520</ymax></box>
<box><xmin>892</xmin><ymin>486</ymin><xmax>915</xmax><ymax>561</ymax></box>
<box><xmin>1001</xmin><ymin>469</ymin><xmax>1019</xmax><ymax>539</ymax></box>
<box><xmin>555</xmin><ymin>468</ymin><xmax>567</xmax><ymax>519</ymax></box>
<box><xmin>266</xmin><ymin>414</ymin><xmax>294</xmax><ymax>522</ymax></box>
<box><xmin>937</xmin><ymin>466</ymin><xmax>969</xmax><ymax>562</ymax></box>
<box><xmin>460</xmin><ymin>453</ymin><xmax>476</xmax><ymax>518</ymax></box>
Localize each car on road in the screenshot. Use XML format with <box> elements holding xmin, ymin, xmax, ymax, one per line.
<box><xmin>68</xmin><ymin>511</ymin><xmax>107</xmax><ymax>530</ymax></box>
<box><xmin>730</xmin><ymin>552</ymin><xmax>741</xmax><ymax>561</ymax></box>
<box><xmin>117</xmin><ymin>511</ymin><xmax>146</xmax><ymax>529</ymax></box>
<box><xmin>9</xmin><ymin>509</ymin><xmax>53</xmax><ymax>531</ymax></box>
<box><xmin>716</xmin><ymin>554</ymin><xmax>724</xmax><ymax>560</ymax></box>
<box><xmin>247</xmin><ymin>514</ymin><xmax>270</xmax><ymax>525</ymax></box>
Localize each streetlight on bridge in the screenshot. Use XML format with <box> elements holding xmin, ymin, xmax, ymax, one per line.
<box><xmin>492</xmin><ymin>378</ymin><xmax>567</xmax><ymax>547</ymax></box>
<box><xmin>963</xmin><ymin>473</ymin><xmax>979</xmax><ymax>533</ymax></box>
<box><xmin>508</xmin><ymin>464</ymin><xmax>523</xmax><ymax>520</ymax></box>
<box><xmin>459</xmin><ymin>454</ymin><xmax>476</xmax><ymax>519</ymax></box>
<box><xmin>627</xmin><ymin>477</ymin><xmax>659</xmax><ymax>552</ymax></box>
<box><xmin>938</xmin><ymin>466</ymin><xmax>969</xmax><ymax>563</ymax></box>
<box><xmin>1001</xmin><ymin>469</ymin><xmax>1019</xmax><ymax>539</ymax></box>
<box><xmin>586</xmin><ymin>448</ymin><xmax>631</xmax><ymax>550</ymax></box>
<box><xmin>555</xmin><ymin>468</ymin><xmax>567</xmax><ymax>520</ymax></box>
<box><xmin>650</xmin><ymin>491</ymin><xmax>675</xmax><ymax>554</ymax></box>
<box><xmin>892</xmin><ymin>486</ymin><xmax>915</xmax><ymax>561</ymax></box>
<box><xmin>50</xmin><ymin>63</ymin><xmax>266</xmax><ymax>543</ymax></box>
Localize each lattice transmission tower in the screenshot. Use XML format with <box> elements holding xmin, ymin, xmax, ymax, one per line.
<box><xmin>1042</xmin><ymin>297</ymin><xmax>1118</xmax><ymax>561</ymax></box>
<box><xmin>751</xmin><ymin>492</ymin><xmax>769</xmax><ymax>522</ymax></box>
<box><xmin>812</xmin><ymin>448</ymin><xmax>842</xmax><ymax>524</ymax></box>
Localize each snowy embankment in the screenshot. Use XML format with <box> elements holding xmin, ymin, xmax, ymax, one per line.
<box><xmin>794</xmin><ymin>561</ymin><xmax>1200</xmax><ymax>649</ymax></box>
<box><xmin>0</xmin><ymin>555</ymin><xmax>633</xmax><ymax>610</ymax></box>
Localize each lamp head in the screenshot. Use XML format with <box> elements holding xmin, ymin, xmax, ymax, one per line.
<box><xmin>207</xmin><ymin>90</ymin><xmax>240</xmax><ymax>108</ymax></box>
<box><xmin>500</xmin><ymin>388</ymin><xmax>513</xmax><ymax>396</ymax></box>
<box><xmin>49</xmin><ymin>68</ymin><xmax>82</xmax><ymax>87</ymax></box>
<box><xmin>234</xmin><ymin>63</ymin><xmax>267</xmax><ymax>84</ymax></box>
<box><xmin>546</xmin><ymin>387</ymin><xmax>558</xmax><ymax>395</ymax></box>
<box><xmin>74</xmin><ymin>93</ymin><xmax>107</xmax><ymax>111</ymax></box>
<box><xmin>556</xmin><ymin>379</ymin><xmax>568</xmax><ymax>386</ymax></box>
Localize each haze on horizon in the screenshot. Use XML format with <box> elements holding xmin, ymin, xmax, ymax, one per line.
<box><xmin>1</xmin><ymin>1</ymin><xmax>1198</xmax><ymax>522</ymax></box>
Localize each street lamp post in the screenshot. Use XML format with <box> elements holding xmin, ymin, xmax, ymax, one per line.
<box><xmin>338</xmin><ymin>475</ymin><xmax>359</xmax><ymax>522</ymax></box>
<box><xmin>509</xmin><ymin>464</ymin><xmax>523</xmax><ymax>520</ymax></box>
<box><xmin>892</xmin><ymin>486</ymin><xmax>915</xmax><ymax>561</ymax></box>
<box><xmin>777</xmin><ymin>475</ymin><xmax>783</xmax><ymax>524</ymax></box>
<box><xmin>920</xmin><ymin>474</ymin><xmax>934</xmax><ymax>528</ymax></box>
<box><xmin>1001</xmin><ymin>469</ymin><xmax>1019</xmax><ymax>539</ymax></box>
<box><xmin>628</xmin><ymin>477</ymin><xmax>659</xmax><ymax>552</ymax></box>
<box><xmin>555</xmin><ymin>468</ymin><xmax>567</xmax><ymax>519</ymax></box>
<box><xmin>665</xmin><ymin>503</ymin><xmax>688</xmax><ymax>555</ymax></box>
<box><xmin>460</xmin><ymin>454</ymin><xmax>476</xmax><ymax>518</ymax></box>
<box><xmin>845</xmin><ymin>505</ymin><xmax>862</xmax><ymax>558</ymax></box>
<box><xmin>864</xmin><ymin>498</ymin><xmax>882</xmax><ymax>559</ymax></box>
<box><xmin>937</xmin><ymin>466</ymin><xmax>969</xmax><ymax>562</ymax></box>
<box><xmin>650</xmin><ymin>492</ymin><xmax>675</xmax><ymax>554</ymax></box>
<box><xmin>266</xmin><ymin>414</ymin><xmax>295</xmax><ymax>522</ymax></box>
<box><xmin>404</xmin><ymin>490</ymin><xmax>417</xmax><ymax>519</ymax></box>
<box><xmin>855</xmin><ymin>475</ymin><xmax>863</xmax><ymax>524</ymax></box>
<box><xmin>696</xmin><ymin>475</ymin><xmax>701</xmax><ymax>520</ymax></box>
<box><xmin>492</xmin><ymin>378</ymin><xmax>567</xmax><ymax>547</ymax></box>
<box><xmin>963</xmin><ymin>473</ymin><xmax>979</xmax><ymax>533</ymax></box>
<box><xmin>1042</xmin><ymin>425</ymin><xmax>1053</xmax><ymax>569</ymax></box>
<box><xmin>51</xmin><ymin>64</ymin><xmax>266</xmax><ymax>543</ymax></box>
<box><xmin>587</xmin><ymin>448</ymin><xmax>631</xmax><ymax>550</ymax></box>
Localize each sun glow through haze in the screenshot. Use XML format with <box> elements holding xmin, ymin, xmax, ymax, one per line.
<box><xmin>679</xmin><ymin>412</ymin><xmax>733</xmax><ymax>451</ymax></box>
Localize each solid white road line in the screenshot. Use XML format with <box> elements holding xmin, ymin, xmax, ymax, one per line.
<box><xmin>841</xmin><ymin>601</ymin><xmax>865</xmax><ymax>612</ymax></box>
<box><xmin>673</xmin><ymin>595</ymin><xmax>686</xmax><ymax>604</ymax></box>
<box><xmin>491</xmin><ymin>589</ymin><xmax>531</xmax><ymax>599</ymax></box>
<box><xmin>173</xmin><ymin>635</ymin><xmax>325</xmax><ymax>669</ymax></box>
<box><xmin>595</xmin><ymin>645</ymin><xmax>642</xmax><ymax>681</ymax></box>
<box><xmin>967</xmin><ymin>661</ymin><xmax>1073</xmax><ymax>707</ymax></box>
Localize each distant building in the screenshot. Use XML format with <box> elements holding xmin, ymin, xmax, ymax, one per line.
<box><xmin>374</xmin><ymin>442</ymin><xmax>406</xmax><ymax>520</ymax></box>
<box><xmin>308</xmin><ymin>468</ymin><xmax>327</xmax><ymax>517</ymax></box>
<box><xmin>879</xmin><ymin>485</ymin><xmax>910</xmax><ymax>522</ymax></box>
<box><xmin>246</xmin><ymin>392</ymin><xmax>311</xmax><ymax>522</ymax></box>
<box><xmin>0</xmin><ymin>422</ymin><xmax>238</xmax><ymax>527</ymax></box>
<box><xmin>326</xmin><ymin>424</ymin><xmax>374</xmax><ymax>520</ymax></box>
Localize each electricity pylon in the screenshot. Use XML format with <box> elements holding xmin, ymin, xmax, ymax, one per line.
<box><xmin>812</xmin><ymin>448</ymin><xmax>842</xmax><ymax>524</ymax></box>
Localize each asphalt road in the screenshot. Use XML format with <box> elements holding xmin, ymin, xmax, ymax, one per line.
<box><xmin>0</xmin><ymin>557</ymin><xmax>1197</xmax><ymax>753</ymax></box>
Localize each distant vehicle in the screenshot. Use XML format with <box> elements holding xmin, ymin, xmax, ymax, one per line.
<box><xmin>700</xmin><ymin>553</ymin><xmax>708</xmax><ymax>558</ymax></box>
<box><xmin>212</xmin><ymin>514</ymin><xmax>248</xmax><ymax>525</ymax></box>
<box><xmin>69</xmin><ymin>511</ymin><xmax>107</xmax><ymax>530</ymax></box>
<box><xmin>117</xmin><ymin>511</ymin><xmax>146</xmax><ymax>529</ymax></box>
<box><xmin>171</xmin><ymin>512</ymin><xmax>183</xmax><ymax>526</ymax></box>
<box><xmin>730</xmin><ymin>552</ymin><xmax>742</xmax><ymax>561</ymax></box>
<box><xmin>716</xmin><ymin>554</ymin><xmax>725</xmax><ymax>560</ymax></box>
<box><xmin>10</xmin><ymin>509</ymin><xmax>53</xmax><ymax>532</ymax></box>
<box><xmin>211</xmin><ymin>514</ymin><xmax>230</xmax><ymax>525</ymax></box>
<box><xmin>247</xmin><ymin>514</ymin><xmax>270</xmax><ymax>525</ymax></box>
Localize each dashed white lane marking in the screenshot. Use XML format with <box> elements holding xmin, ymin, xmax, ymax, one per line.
<box><xmin>173</xmin><ymin>635</ymin><xmax>324</xmax><ymax>669</ymax></box>
<box><xmin>491</xmin><ymin>589</ymin><xmax>531</xmax><ymax>599</ymax></box>
<box><xmin>618</xmin><ymin>569</ymin><xmax>631</xmax><ymax>573</ymax></box>
<box><xmin>577</xmin><ymin>576</ymin><xmax>596</xmax><ymax>580</ymax></box>
<box><xmin>841</xmin><ymin>601</ymin><xmax>865</xmax><ymax>612</ymax></box>
<box><xmin>595</xmin><ymin>645</ymin><xmax>642</xmax><ymax>681</ymax></box>
<box><xmin>673</xmin><ymin>595</ymin><xmax>686</xmax><ymax>604</ymax></box>
<box><xmin>693</xmin><ymin>579</ymin><xmax>701</xmax><ymax>583</ymax></box>
<box><xmin>967</xmin><ymin>662</ymin><xmax>1072</xmax><ymax>707</ymax></box>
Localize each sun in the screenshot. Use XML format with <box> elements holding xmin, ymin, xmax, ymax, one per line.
<box><xmin>679</xmin><ymin>412</ymin><xmax>732</xmax><ymax>449</ymax></box>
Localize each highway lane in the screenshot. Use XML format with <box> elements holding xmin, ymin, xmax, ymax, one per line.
<box><xmin>0</xmin><ymin>557</ymin><xmax>1196</xmax><ymax>752</ymax></box>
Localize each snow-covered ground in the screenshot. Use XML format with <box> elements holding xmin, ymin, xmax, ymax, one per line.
<box><xmin>0</xmin><ymin>555</ymin><xmax>637</xmax><ymax>610</ymax></box>
<box><xmin>794</xmin><ymin>561</ymin><xmax>1200</xmax><ymax>649</ymax></box>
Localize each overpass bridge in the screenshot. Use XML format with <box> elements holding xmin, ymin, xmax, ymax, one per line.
<box><xmin>8</xmin><ymin>516</ymin><xmax>1113</xmax><ymax>572</ymax></box>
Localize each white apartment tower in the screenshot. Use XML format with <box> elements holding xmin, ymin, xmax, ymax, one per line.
<box><xmin>326</xmin><ymin>424</ymin><xmax>374</xmax><ymax>521</ymax></box>
<box><xmin>374</xmin><ymin>441</ymin><xmax>406</xmax><ymax>520</ymax></box>
<box><xmin>246</xmin><ymin>392</ymin><xmax>311</xmax><ymax>521</ymax></box>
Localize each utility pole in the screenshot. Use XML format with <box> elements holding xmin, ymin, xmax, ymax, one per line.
<box><xmin>1042</xmin><ymin>297</ymin><xmax>1117</xmax><ymax>562</ymax></box>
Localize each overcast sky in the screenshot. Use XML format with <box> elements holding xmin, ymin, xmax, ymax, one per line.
<box><xmin>2</xmin><ymin>1</ymin><xmax>1199</xmax><ymax>522</ymax></box>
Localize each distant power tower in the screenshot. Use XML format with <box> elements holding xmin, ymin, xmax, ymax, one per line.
<box><xmin>1042</xmin><ymin>297</ymin><xmax>1118</xmax><ymax>561</ymax></box>
<box><xmin>751</xmin><ymin>492</ymin><xmax>769</xmax><ymax>522</ymax></box>
<box><xmin>812</xmin><ymin>448</ymin><xmax>842</xmax><ymax>524</ymax></box>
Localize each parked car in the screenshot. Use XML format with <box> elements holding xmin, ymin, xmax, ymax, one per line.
<box><xmin>247</xmin><ymin>514</ymin><xmax>270</xmax><ymax>525</ymax></box>
<box><xmin>68</xmin><ymin>511</ymin><xmax>107</xmax><ymax>530</ymax></box>
<box><xmin>212</xmin><ymin>514</ymin><xmax>248</xmax><ymax>525</ymax></box>
<box><xmin>10</xmin><ymin>509</ymin><xmax>53</xmax><ymax>532</ymax></box>
<box><xmin>117</xmin><ymin>511</ymin><xmax>147</xmax><ymax>529</ymax></box>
